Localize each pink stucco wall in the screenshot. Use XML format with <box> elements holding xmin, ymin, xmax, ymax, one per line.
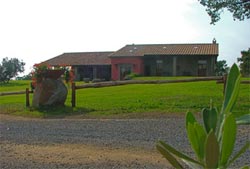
<box><xmin>111</xmin><ymin>57</ymin><xmax>144</xmax><ymax>80</ymax></box>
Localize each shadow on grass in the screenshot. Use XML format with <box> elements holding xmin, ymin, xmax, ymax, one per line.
<box><xmin>0</xmin><ymin>103</ymin><xmax>96</xmax><ymax>118</ymax></box>
<box><xmin>33</xmin><ymin>106</ymin><xmax>96</xmax><ymax>118</ymax></box>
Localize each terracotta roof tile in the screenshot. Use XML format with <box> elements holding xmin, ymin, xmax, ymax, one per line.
<box><xmin>44</xmin><ymin>52</ymin><xmax>114</xmax><ymax>66</ymax></box>
<box><xmin>110</xmin><ymin>43</ymin><xmax>219</xmax><ymax>57</ymax></box>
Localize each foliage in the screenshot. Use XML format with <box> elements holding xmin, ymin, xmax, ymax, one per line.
<box><xmin>16</xmin><ymin>73</ymin><xmax>33</xmax><ymax>80</ymax></box>
<box><xmin>238</xmin><ymin>48</ymin><xmax>250</xmax><ymax>77</ymax></box>
<box><xmin>215</xmin><ymin>60</ymin><xmax>229</xmax><ymax>76</ymax></box>
<box><xmin>199</xmin><ymin>0</ymin><xmax>250</xmax><ymax>24</ymax></box>
<box><xmin>31</xmin><ymin>63</ymin><xmax>74</xmax><ymax>88</ymax></box>
<box><xmin>156</xmin><ymin>64</ymin><xmax>250</xmax><ymax>168</ymax></box>
<box><xmin>64</xmin><ymin>68</ymin><xmax>75</xmax><ymax>83</ymax></box>
<box><xmin>124</xmin><ymin>72</ymin><xmax>140</xmax><ymax>80</ymax></box>
<box><xmin>32</xmin><ymin>63</ymin><xmax>52</xmax><ymax>79</ymax></box>
<box><xmin>0</xmin><ymin>57</ymin><xmax>25</xmax><ymax>83</ymax></box>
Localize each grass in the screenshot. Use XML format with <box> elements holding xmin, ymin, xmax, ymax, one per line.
<box><xmin>0</xmin><ymin>80</ymin><xmax>31</xmax><ymax>92</ymax></box>
<box><xmin>0</xmin><ymin>79</ymin><xmax>249</xmax><ymax>118</ymax></box>
<box><xmin>133</xmin><ymin>76</ymin><xmax>200</xmax><ymax>80</ymax></box>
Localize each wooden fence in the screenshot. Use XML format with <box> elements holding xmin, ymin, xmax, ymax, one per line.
<box><xmin>1</xmin><ymin>76</ymin><xmax>249</xmax><ymax>108</ymax></box>
<box><xmin>0</xmin><ymin>88</ymin><xmax>32</xmax><ymax>107</ymax></box>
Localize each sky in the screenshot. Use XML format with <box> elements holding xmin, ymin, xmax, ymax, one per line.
<box><xmin>0</xmin><ymin>0</ymin><xmax>249</xmax><ymax>75</ymax></box>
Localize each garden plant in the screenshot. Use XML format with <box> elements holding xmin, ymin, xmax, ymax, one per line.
<box><xmin>156</xmin><ymin>64</ymin><xmax>250</xmax><ymax>169</ymax></box>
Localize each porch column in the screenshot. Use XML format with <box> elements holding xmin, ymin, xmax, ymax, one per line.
<box><xmin>173</xmin><ymin>56</ymin><xmax>177</xmax><ymax>76</ymax></box>
<box><xmin>74</xmin><ymin>67</ymin><xmax>80</xmax><ymax>81</ymax></box>
<box><xmin>93</xmin><ymin>66</ymin><xmax>97</xmax><ymax>79</ymax></box>
<box><xmin>211</xmin><ymin>57</ymin><xmax>215</xmax><ymax>76</ymax></box>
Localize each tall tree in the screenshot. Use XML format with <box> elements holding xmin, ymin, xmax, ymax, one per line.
<box><xmin>215</xmin><ymin>60</ymin><xmax>229</xmax><ymax>76</ymax></box>
<box><xmin>237</xmin><ymin>48</ymin><xmax>250</xmax><ymax>76</ymax></box>
<box><xmin>199</xmin><ymin>0</ymin><xmax>250</xmax><ymax>24</ymax></box>
<box><xmin>0</xmin><ymin>57</ymin><xmax>25</xmax><ymax>83</ymax></box>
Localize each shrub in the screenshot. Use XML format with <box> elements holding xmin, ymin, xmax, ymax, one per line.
<box><xmin>124</xmin><ymin>72</ymin><xmax>140</xmax><ymax>80</ymax></box>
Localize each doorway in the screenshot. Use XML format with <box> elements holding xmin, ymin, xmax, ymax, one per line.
<box><xmin>119</xmin><ymin>64</ymin><xmax>133</xmax><ymax>80</ymax></box>
<box><xmin>198</xmin><ymin>60</ymin><xmax>207</xmax><ymax>76</ymax></box>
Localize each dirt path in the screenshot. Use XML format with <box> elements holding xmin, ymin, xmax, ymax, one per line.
<box><xmin>0</xmin><ymin>114</ymin><xmax>173</xmax><ymax>168</ymax></box>
<box><xmin>1</xmin><ymin>141</ymin><xmax>169</xmax><ymax>168</ymax></box>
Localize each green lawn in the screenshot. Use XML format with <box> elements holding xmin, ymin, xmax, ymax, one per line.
<box><xmin>0</xmin><ymin>80</ymin><xmax>31</xmax><ymax>92</ymax></box>
<box><xmin>133</xmin><ymin>76</ymin><xmax>201</xmax><ymax>80</ymax></box>
<box><xmin>0</xmin><ymin>79</ymin><xmax>249</xmax><ymax>118</ymax></box>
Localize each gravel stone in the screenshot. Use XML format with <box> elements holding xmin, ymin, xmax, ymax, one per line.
<box><xmin>0</xmin><ymin>115</ymin><xmax>249</xmax><ymax>168</ymax></box>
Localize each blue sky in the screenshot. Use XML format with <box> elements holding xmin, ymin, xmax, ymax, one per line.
<box><xmin>0</xmin><ymin>0</ymin><xmax>249</xmax><ymax>75</ymax></box>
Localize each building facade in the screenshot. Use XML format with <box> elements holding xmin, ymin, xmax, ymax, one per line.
<box><xmin>43</xmin><ymin>41</ymin><xmax>218</xmax><ymax>81</ymax></box>
<box><xmin>110</xmin><ymin>42</ymin><xmax>218</xmax><ymax>80</ymax></box>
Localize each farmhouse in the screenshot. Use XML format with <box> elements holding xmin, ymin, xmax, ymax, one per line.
<box><xmin>44</xmin><ymin>40</ymin><xmax>218</xmax><ymax>81</ymax></box>
<box><xmin>110</xmin><ymin>41</ymin><xmax>218</xmax><ymax>80</ymax></box>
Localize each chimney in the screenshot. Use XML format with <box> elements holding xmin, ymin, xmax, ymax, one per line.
<box><xmin>212</xmin><ymin>38</ymin><xmax>217</xmax><ymax>44</ymax></box>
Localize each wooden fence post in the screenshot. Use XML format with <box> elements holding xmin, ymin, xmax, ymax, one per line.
<box><xmin>223</xmin><ymin>74</ymin><xmax>227</xmax><ymax>95</ymax></box>
<box><xmin>26</xmin><ymin>88</ymin><xmax>30</xmax><ymax>107</ymax></box>
<box><xmin>72</xmin><ymin>82</ymin><xmax>76</xmax><ymax>107</ymax></box>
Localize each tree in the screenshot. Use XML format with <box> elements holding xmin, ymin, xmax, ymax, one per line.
<box><xmin>199</xmin><ymin>0</ymin><xmax>250</xmax><ymax>24</ymax></box>
<box><xmin>215</xmin><ymin>60</ymin><xmax>229</xmax><ymax>76</ymax></box>
<box><xmin>16</xmin><ymin>73</ymin><xmax>32</xmax><ymax>80</ymax></box>
<box><xmin>0</xmin><ymin>57</ymin><xmax>25</xmax><ymax>83</ymax></box>
<box><xmin>237</xmin><ymin>48</ymin><xmax>250</xmax><ymax>76</ymax></box>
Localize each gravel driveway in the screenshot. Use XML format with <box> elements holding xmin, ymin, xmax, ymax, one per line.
<box><xmin>0</xmin><ymin>114</ymin><xmax>249</xmax><ymax>169</ymax></box>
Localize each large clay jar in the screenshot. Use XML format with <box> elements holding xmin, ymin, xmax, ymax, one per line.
<box><xmin>32</xmin><ymin>70</ymin><xmax>68</xmax><ymax>107</ymax></box>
